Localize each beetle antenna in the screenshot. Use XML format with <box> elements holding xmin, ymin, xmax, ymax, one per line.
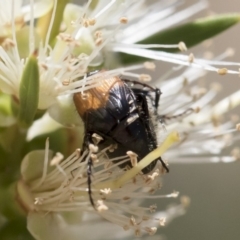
<box><xmin>85</xmin><ymin>133</ymin><xmax>97</xmax><ymax>209</ymax></box>
<box><xmin>159</xmin><ymin>108</ymin><xmax>194</xmax><ymax>122</ymax></box>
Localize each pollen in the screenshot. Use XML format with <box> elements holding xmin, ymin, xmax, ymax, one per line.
<box><xmin>82</xmin><ymin>19</ymin><xmax>89</xmax><ymax>27</ymax></box>
<box><xmin>75</xmin><ymin>148</ymin><xmax>81</xmax><ymax>158</ymax></box>
<box><xmin>120</xmin><ymin>17</ymin><xmax>128</xmax><ymax>24</ymax></box>
<box><xmin>90</xmin><ymin>154</ymin><xmax>99</xmax><ymax>162</ymax></box>
<box><xmin>149</xmin><ymin>204</ymin><xmax>157</xmax><ymax>213</ymax></box>
<box><xmin>97</xmin><ymin>200</ymin><xmax>108</xmax><ymax>212</ymax></box>
<box><xmin>100</xmin><ymin>188</ymin><xmax>112</xmax><ymax>195</ymax></box>
<box><xmin>108</xmin><ymin>144</ymin><xmax>118</xmax><ymax>152</ymax></box>
<box><xmin>146</xmin><ymin>170</ymin><xmax>160</xmax><ymax>183</ymax></box>
<box><xmin>188</xmin><ymin>53</ymin><xmax>195</xmax><ymax>63</ymax></box>
<box><xmin>92</xmin><ymin>133</ymin><xmax>103</xmax><ymax>145</ymax></box>
<box><xmin>145</xmin><ymin>227</ymin><xmax>157</xmax><ymax>236</ymax></box>
<box><xmin>130</xmin><ymin>216</ymin><xmax>137</xmax><ymax>226</ymax></box>
<box><xmin>58</xmin><ymin>33</ymin><xmax>73</xmax><ymax>42</ymax></box>
<box><xmin>89</xmin><ymin>144</ymin><xmax>99</xmax><ymax>153</ymax></box>
<box><xmin>194</xmin><ymin>106</ymin><xmax>201</xmax><ymax>113</ymax></box>
<box><xmin>95</xmin><ymin>37</ymin><xmax>103</xmax><ymax>46</ymax></box>
<box><xmin>236</xmin><ymin>123</ymin><xmax>240</xmax><ymax>131</ymax></box>
<box><xmin>50</xmin><ymin>152</ymin><xmax>64</xmax><ymax>166</ymax></box>
<box><xmin>180</xmin><ymin>196</ymin><xmax>191</xmax><ymax>208</ymax></box>
<box><xmin>159</xmin><ymin>218</ymin><xmax>166</xmax><ymax>226</ymax></box>
<box><xmin>89</xmin><ymin>18</ymin><xmax>96</xmax><ymax>26</ymax></box>
<box><xmin>231</xmin><ymin>148</ymin><xmax>240</xmax><ymax>160</ymax></box>
<box><xmin>94</xmin><ymin>30</ymin><xmax>102</xmax><ymax>38</ymax></box>
<box><xmin>40</xmin><ymin>63</ymin><xmax>48</xmax><ymax>71</ymax></box>
<box><xmin>148</xmin><ymin>188</ymin><xmax>156</xmax><ymax>194</ymax></box>
<box><xmin>217</xmin><ymin>68</ymin><xmax>228</xmax><ymax>75</ymax></box>
<box><xmin>15</xmin><ymin>15</ymin><xmax>25</xmax><ymax>25</ymax></box>
<box><xmin>144</xmin><ymin>62</ymin><xmax>156</xmax><ymax>70</ymax></box>
<box><xmin>178</xmin><ymin>41</ymin><xmax>187</xmax><ymax>52</ymax></box>
<box><xmin>139</xmin><ymin>74</ymin><xmax>152</xmax><ymax>82</ymax></box>
<box><xmin>34</xmin><ymin>197</ymin><xmax>44</xmax><ymax>205</ymax></box>
<box><xmin>2</xmin><ymin>38</ymin><xmax>15</xmax><ymax>50</ymax></box>
<box><xmin>62</xmin><ymin>79</ymin><xmax>70</xmax><ymax>86</ymax></box>
<box><xmin>127</xmin><ymin>151</ymin><xmax>138</xmax><ymax>167</ymax></box>
<box><xmin>171</xmin><ymin>191</ymin><xmax>179</xmax><ymax>198</ymax></box>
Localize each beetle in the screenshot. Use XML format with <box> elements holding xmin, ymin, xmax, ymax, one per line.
<box><xmin>73</xmin><ymin>71</ymin><xmax>168</xmax><ymax>206</ymax></box>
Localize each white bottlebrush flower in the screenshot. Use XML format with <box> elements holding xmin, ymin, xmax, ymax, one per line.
<box><xmin>2</xmin><ymin>0</ymin><xmax>237</xmax><ymax>110</ymax></box>
<box><xmin>19</xmin><ymin>55</ymin><xmax>240</xmax><ymax>240</ymax></box>
<box><xmin>1</xmin><ymin>0</ymin><xmax>240</xmax><ymax>239</ymax></box>
<box><xmin>18</xmin><ymin>132</ymin><xmax>190</xmax><ymax>239</ymax></box>
<box><xmin>155</xmin><ymin>66</ymin><xmax>240</xmax><ymax>164</ymax></box>
<box><xmin>19</xmin><ymin>62</ymin><xmax>240</xmax><ymax>239</ymax></box>
<box><xmin>0</xmin><ymin>0</ymin><xmax>54</xmax><ymax>38</ymax></box>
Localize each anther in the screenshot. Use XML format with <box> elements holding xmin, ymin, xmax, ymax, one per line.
<box><xmin>218</xmin><ymin>68</ymin><xmax>228</xmax><ymax>75</ymax></box>
<box><xmin>188</xmin><ymin>53</ymin><xmax>194</xmax><ymax>63</ymax></box>
<box><xmin>139</xmin><ymin>74</ymin><xmax>151</xmax><ymax>82</ymax></box>
<box><xmin>178</xmin><ymin>41</ymin><xmax>187</xmax><ymax>52</ymax></box>
<box><xmin>144</xmin><ymin>62</ymin><xmax>156</xmax><ymax>70</ymax></box>
<box><xmin>89</xmin><ymin>144</ymin><xmax>99</xmax><ymax>153</ymax></box>
<box><xmin>127</xmin><ymin>151</ymin><xmax>138</xmax><ymax>167</ymax></box>
<box><xmin>120</xmin><ymin>17</ymin><xmax>128</xmax><ymax>24</ymax></box>
<box><xmin>92</xmin><ymin>133</ymin><xmax>103</xmax><ymax>145</ymax></box>
<box><xmin>50</xmin><ymin>152</ymin><xmax>64</xmax><ymax>166</ymax></box>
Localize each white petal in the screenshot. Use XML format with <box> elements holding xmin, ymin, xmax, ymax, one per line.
<box><xmin>0</xmin><ymin>0</ymin><xmax>22</xmax><ymax>23</ymax></box>
<box><xmin>48</xmin><ymin>94</ymin><xmax>84</xmax><ymax>127</ymax></box>
<box><xmin>21</xmin><ymin>149</ymin><xmax>54</xmax><ymax>183</ymax></box>
<box><xmin>27</xmin><ymin>112</ymin><xmax>62</xmax><ymax>141</ymax></box>
<box><xmin>122</xmin><ymin>1</ymin><xmax>208</xmax><ymax>44</ymax></box>
<box><xmin>63</xmin><ymin>3</ymin><xmax>83</xmax><ymax>29</ymax></box>
<box><xmin>27</xmin><ymin>212</ymin><xmax>66</xmax><ymax>240</ymax></box>
<box><xmin>22</xmin><ymin>0</ymin><xmax>54</xmax><ymax>21</ymax></box>
<box><xmin>27</xmin><ymin>211</ymin><xmax>131</xmax><ymax>240</ymax></box>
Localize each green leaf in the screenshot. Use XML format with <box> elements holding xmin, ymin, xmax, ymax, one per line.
<box><xmin>141</xmin><ymin>13</ymin><xmax>240</xmax><ymax>49</ymax></box>
<box><xmin>0</xmin><ymin>218</ymin><xmax>34</xmax><ymax>240</ymax></box>
<box><xmin>119</xmin><ymin>13</ymin><xmax>240</xmax><ymax>65</ymax></box>
<box><xmin>18</xmin><ymin>52</ymin><xmax>39</xmax><ymax>127</ymax></box>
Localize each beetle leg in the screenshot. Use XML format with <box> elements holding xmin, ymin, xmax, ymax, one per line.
<box><xmin>87</xmin><ymin>153</ymin><xmax>95</xmax><ymax>208</ymax></box>
<box><xmin>121</xmin><ymin>79</ymin><xmax>162</xmax><ymax>111</ymax></box>
<box><xmin>133</xmin><ymin>91</ymin><xmax>169</xmax><ymax>173</ymax></box>
<box><xmin>84</xmin><ymin>133</ymin><xmax>96</xmax><ymax>209</ymax></box>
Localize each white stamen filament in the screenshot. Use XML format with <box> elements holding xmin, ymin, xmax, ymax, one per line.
<box><xmin>44</xmin><ymin>0</ymin><xmax>57</xmax><ymax>54</ymax></box>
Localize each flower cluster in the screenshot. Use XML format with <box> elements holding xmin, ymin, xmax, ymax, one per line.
<box><xmin>0</xmin><ymin>0</ymin><xmax>239</xmax><ymax>239</ymax></box>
